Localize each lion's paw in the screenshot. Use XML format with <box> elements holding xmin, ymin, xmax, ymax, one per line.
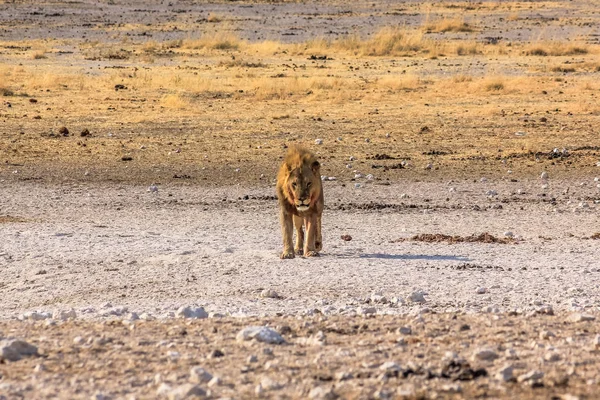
<box><xmin>294</xmin><ymin>248</ymin><xmax>304</xmax><ymax>256</ymax></box>
<box><xmin>280</xmin><ymin>251</ymin><xmax>295</xmax><ymax>259</ymax></box>
<box><xmin>304</xmin><ymin>250</ymin><xmax>320</xmax><ymax>257</ymax></box>
<box><xmin>315</xmin><ymin>241</ymin><xmax>323</xmax><ymax>251</ymax></box>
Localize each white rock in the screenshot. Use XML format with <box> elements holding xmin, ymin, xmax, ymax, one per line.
<box><xmin>53</xmin><ymin>308</ymin><xmax>77</xmax><ymax>321</ymax></box>
<box><xmin>236</xmin><ymin>326</ymin><xmax>285</xmax><ymax>344</ymax></box>
<box><xmin>370</xmin><ymin>293</ymin><xmax>388</xmax><ymax>304</ymax></box>
<box><xmin>161</xmin><ymin>383</ymin><xmax>206</xmax><ymax>399</ymax></box>
<box><xmin>495</xmin><ymin>364</ymin><xmax>514</xmax><ymax>382</ymax></box>
<box><xmin>517</xmin><ymin>370</ymin><xmax>544</xmax><ymax>383</ymax></box>
<box><xmin>504</xmin><ymin>231</ymin><xmax>514</xmax><ymax>238</ymax></box>
<box><xmin>366</xmin><ymin>174</ymin><xmax>374</xmax><ymax>180</ymax></box>
<box><xmin>73</xmin><ymin>336</ymin><xmax>84</xmax><ymax>345</ymax></box>
<box><xmin>260</xmin><ymin>377</ymin><xmax>283</xmax><ymax>391</ymax></box>
<box><xmin>356</xmin><ymin>306</ymin><xmax>377</xmax><ymax>315</ymax></box>
<box><xmin>486</xmin><ymin>190</ymin><xmax>498</xmax><ymax>196</ymax></box>
<box><xmin>441</xmin><ymin>383</ymin><xmax>462</xmax><ymax>393</ymax></box>
<box><xmin>569</xmin><ymin>313</ymin><xmax>595</xmax><ymax>322</ymax></box>
<box><xmin>593</xmin><ymin>335</ymin><xmax>600</xmax><ymax>348</ymax></box>
<box><xmin>315</xmin><ymin>138</ymin><xmax>323</xmax><ymax>145</ymax></box>
<box><xmin>335</xmin><ymin>371</ymin><xmax>353</xmax><ymax>381</ymax></box>
<box><xmin>0</xmin><ymin>339</ymin><xmax>38</xmax><ymax>362</ymax></box>
<box><xmin>476</xmin><ymin>287</ymin><xmax>487</xmax><ymax>294</ymax></box>
<box><xmin>309</xmin><ymin>386</ymin><xmax>337</xmax><ymax>399</ymax></box>
<box><xmin>189</xmin><ymin>367</ymin><xmax>212</xmax><ymax>383</ymax></box>
<box><xmin>260</xmin><ymin>289</ymin><xmax>279</xmax><ymax>299</ymax></box>
<box><xmin>480</xmin><ymin>177</ymin><xmax>488</xmax><ymax>183</ymax></box>
<box><xmin>207</xmin><ymin>376</ymin><xmax>221</xmax><ymax>387</ymax></box>
<box><xmin>175</xmin><ymin>306</ymin><xmax>208</xmax><ymax>319</ymax></box>
<box><xmin>424</xmin><ymin>163</ymin><xmax>432</xmax><ymax>170</ymax></box>
<box><xmin>408</xmin><ymin>291</ymin><xmax>426</xmax><ymax>303</ymax></box>
<box><xmin>354</xmin><ymin>173</ymin><xmax>364</xmax><ymax>179</ymax></box>
<box><xmin>379</xmin><ymin>361</ymin><xmax>402</xmax><ymax>372</ymax></box>
<box><xmin>540</xmin><ymin>171</ymin><xmax>549</xmax><ymax>180</ymax></box>
<box><xmin>21</xmin><ymin>311</ymin><xmax>51</xmax><ymax>321</ymax></box>
<box><xmin>148</xmin><ymin>184</ymin><xmax>159</xmax><ymax>193</ymax></box>
<box><xmin>472</xmin><ymin>348</ymin><xmax>498</xmax><ymax>361</ymax></box>
<box><xmin>539</xmin><ymin>330</ymin><xmax>555</xmax><ymax>339</ymax></box>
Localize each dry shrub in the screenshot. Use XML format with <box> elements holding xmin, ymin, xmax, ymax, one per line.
<box><xmin>424</xmin><ymin>17</ymin><xmax>475</xmax><ymax>33</ymax></box>
<box><xmin>376</xmin><ymin>75</ymin><xmax>422</xmax><ymax>91</ymax></box>
<box><xmin>182</xmin><ymin>31</ymin><xmax>242</xmax><ymax>51</ymax></box>
<box><xmin>525</xmin><ymin>42</ymin><xmax>588</xmax><ymax>56</ymax></box>
<box><xmin>160</xmin><ymin>94</ymin><xmax>188</xmax><ymax>109</ymax></box>
<box><xmin>32</xmin><ymin>51</ymin><xmax>47</xmax><ymax>59</ymax></box>
<box><xmin>551</xmin><ymin>65</ymin><xmax>576</xmax><ymax>73</ymax></box>
<box><xmin>455</xmin><ymin>42</ymin><xmax>479</xmax><ymax>55</ymax></box>
<box><xmin>0</xmin><ymin>87</ymin><xmax>14</xmax><ymax>96</ymax></box>
<box><xmin>207</xmin><ymin>13</ymin><xmax>223</xmax><ymax>23</ymax></box>
<box><xmin>482</xmin><ymin>78</ymin><xmax>505</xmax><ymax>92</ymax></box>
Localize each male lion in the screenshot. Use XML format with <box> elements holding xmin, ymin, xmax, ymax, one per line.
<box><xmin>276</xmin><ymin>146</ymin><xmax>324</xmax><ymax>259</ymax></box>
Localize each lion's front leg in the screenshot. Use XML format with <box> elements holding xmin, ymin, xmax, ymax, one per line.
<box><xmin>315</xmin><ymin>214</ymin><xmax>323</xmax><ymax>252</ymax></box>
<box><xmin>293</xmin><ymin>214</ymin><xmax>304</xmax><ymax>255</ymax></box>
<box><xmin>303</xmin><ymin>214</ymin><xmax>319</xmax><ymax>257</ymax></box>
<box><xmin>280</xmin><ymin>208</ymin><xmax>295</xmax><ymax>259</ymax></box>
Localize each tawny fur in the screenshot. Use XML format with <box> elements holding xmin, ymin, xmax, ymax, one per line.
<box><xmin>276</xmin><ymin>146</ymin><xmax>324</xmax><ymax>259</ymax></box>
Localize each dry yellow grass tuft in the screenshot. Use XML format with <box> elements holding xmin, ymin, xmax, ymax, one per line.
<box><xmin>525</xmin><ymin>42</ymin><xmax>589</xmax><ymax>56</ymax></box>
<box><xmin>206</xmin><ymin>13</ymin><xmax>223</xmax><ymax>23</ymax></box>
<box><xmin>182</xmin><ymin>31</ymin><xmax>242</xmax><ymax>51</ymax></box>
<box><xmin>424</xmin><ymin>17</ymin><xmax>475</xmax><ymax>33</ymax></box>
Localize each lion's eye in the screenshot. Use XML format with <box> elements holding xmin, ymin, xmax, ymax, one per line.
<box><xmin>307</xmin><ymin>182</ymin><xmax>312</xmax><ymax>188</ymax></box>
<box><xmin>292</xmin><ymin>182</ymin><xmax>297</xmax><ymax>188</ymax></box>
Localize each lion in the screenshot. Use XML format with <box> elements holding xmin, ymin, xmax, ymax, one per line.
<box><xmin>276</xmin><ymin>146</ymin><xmax>324</xmax><ymax>259</ymax></box>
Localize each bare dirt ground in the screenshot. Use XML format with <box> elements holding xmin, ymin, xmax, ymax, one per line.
<box><xmin>1</xmin><ymin>0</ymin><xmax>600</xmax><ymax>399</ymax></box>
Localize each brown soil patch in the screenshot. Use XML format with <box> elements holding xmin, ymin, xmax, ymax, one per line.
<box><xmin>393</xmin><ymin>232</ymin><xmax>514</xmax><ymax>244</ymax></box>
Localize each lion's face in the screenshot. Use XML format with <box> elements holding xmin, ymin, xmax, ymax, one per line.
<box><xmin>285</xmin><ymin>163</ymin><xmax>320</xmax><ymax>212</ymax></box>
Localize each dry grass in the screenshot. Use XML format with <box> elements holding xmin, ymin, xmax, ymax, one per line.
<box><xmin>182</xmin><ymin>31</ymin><xmax>242</xmax><ymax>51</ymax></box>
<box><xmin>206</xmin><ymin>13</ymin><xmax>223</xmax><ymax>23</ymax></box>
<box><xmin>423</xmin><ymin>17</ymin><xmax>475</xmax><ymax>33</ymax></box>
<box><xmin>32</xmin><ymin>51</ymin><xmax>47</xmax><ymax>59</ymax></box>
<box><xmin>525</xmin><ymin>42</ymin><xmax>589</xmax><ymax>56</ymax></box>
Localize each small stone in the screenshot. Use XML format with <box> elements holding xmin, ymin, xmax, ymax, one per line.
<box><xmin>441</xmin><ymin>383</ymin><xmax>461</xmax><ymax>393</ymax></box>
<box><xmin>21</xmin><ymin>311</ymin><xmax>51</xmax><ymax>321</ymax></box>
<box><xmin>175</xmin><ymin>306</ymin><xmax>208</xmax><ymax>319</ymax></box>
<box><xmin>476</xmin><ymin>287</ymin><xmax>487</xmax><ymax>294</ymax></box>
<box><xmin>473</xmin><ymin>348</ymin><xmax>498</xmax><ymax>361</ymax></box>
<box><xmin>495</xmin><ymin>364</ymin><xmax>514</xmax><ymax>382</ymax></box>
<box><xmin>247</xmin><ymin>355</ymin><xmax>258</xmax><ymax>363</ymax></box>
<box><xmin>541</xmin><ymin>171</ymin><xmax>549</xmax><ymax>180</ymax></box>
<box><xmin>356</xmin><ymin>306</ymin><xmax>376</xmax><ymax>315</ymax></box>
<box><xmin>398</xmin><ymin>326</ymin><xmax>412</xmax><ymax>335</ymax></box>
<box><xmin>379</xmin><ymin>361</ymin><xmax>402</xmax><ymax>372</ymax></box>
<box><xmin>569</xmin><ymin>313</ymin><xmax>595</xmax><ymax>322</ymax></box>
<box><xmin>544</xmin><ymin>351</ymin><xmax>561</xmax><ymax>362</ymax></box>
<box><xmin>189</xmin><ymin>367</ymin><xmax>212</xmax><ymax>383</ymax></box>
<box><xmin>340</xmin><ymin>234</ymin><xmax>352</xmax><ymax>241</ymax></box>
<box><xmin>504</xmin><ymin>231</ymin><xmax>514</xmax><ymax>238</ymax></box>
<box><xmin>148</xmin><ymin>185</ymin><xmax>159</xmax><ymax>193</ymax></box>
<box><xmin>207</xmin><ymin>376</ymin><xmax>221</xmax><ymax>387</ymax></box>
<box><xmin>52</xmin><ymin>308</ymin><xmax>77</xmax><ymax>321</ymax></box>
<box><xmin>315</xmin><ymin>138</ymin><xmax>323</xmax><ymax>145</ymax></box>
<box><xmin>593</xmin><ymin>335</ymin><xmax>600</xmax><ymax>348</ymax></box>
<box><xmin>208</xmin><ymin>349</ymin><xmax>224</xmax><ymax>358</ymax></box>
<box><xmin>33</xmin><ymin>364</ymin><xmax>46</xmax><ymax>373</ymax></box>
<box><xmin>162</xmin><ymin>383</ymin><xmax>206</xmax><ymax>399</ymax></box>
<box><xmin>539</xmin><ymin>330</ymin><xmax>555</xmax><ymax>339</ymax></box>
<box><xmin>424</xmin><ymin>163</ymin><xmax>432</xmax><ymax>170</ymax></box>
<box><xmin>335</xmin><ymin>371</ymin><xmax>353</xmax><ymax>381</ymax></box>
<box><xmin>309</xmin><ymin>386</ymin><xmax>337</xmax><ymax>399</ymax></box>
<box><xmin>236</xmin><ymin>326</ymin><xmax>285</xmax><ymax>344</ymax></box>
<box><xmin>0</xmin><ymin>339</ymin><xmax>38</xmax><ymax>362</ymax></box>
<box><xmin>58</xmin><ymin>126</ymin><xmax>69</xmax><ymax>136</ymax></box>
<box><xmin>366</xmin><ymin>174</ymin><xmax>374</xmax><ymax>180</ymax></box>
<box><xmin>370</xmin><ymin>293</ymin><xmax>388</xmax><ymax>304</ymax></box>
<box><xmin>486</xmin><ymin>190</ymin><xmax>498</xmax><ymax>196</ymax></box>
<box><xmin>260</xmin><ymin>289</ymin><xmax>279</xmax><ymax>299</ymax></box>
<box><xmin>260</xmin><ymin>377</ymin><xmax>283</xmax><ymax>391</ymax></box>
<box><xmin>408</xmin><ymin>291</ymin><xmax>426</xmax><ymax>303</ymax></box>
<box><xmin>517</xmin><ymin>370</ymin><xmax>544</xmax><ymax>383</ymax></box>
<box><xmin>73</xmin><ymin>336</ymin><xmax>84</xmax><ymax>345</ymax></box>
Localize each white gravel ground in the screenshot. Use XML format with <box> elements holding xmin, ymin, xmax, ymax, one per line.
<box><xmin>1</xmin><ymin>179</ymin><xmax>599</xmax><ymax>319</ymax></box>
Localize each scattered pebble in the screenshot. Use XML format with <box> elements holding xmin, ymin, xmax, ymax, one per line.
<box><xmin>472</xmin><ymin>348</ymin><xmax>498</xmax><ymax>361</ymax></box>
<box><xmin>260</xmin><ymin>289</ymin><xmax>279</xmax><ymax>299</ymax></box>
<box><xmin>237</xmin><ymin>326</ymin><xmax>285</xmax><ymax>344</ymax></box>
<box><xmin>569</xmin><ymin>313</ymin><xmax>595</xmax><ymax>322</ymax></box>
<box><xmin>189</xmin><ymin>366</ymin><xmax>212</xmax><ymax>384</ymax></box>
<box><xmin>356</xmin><ymin>306</ymin><xmax>377</xmax><ymax>315</ymax></box>
<box><xmin>476</xmin><ymin>287</ymin><xmax>487</xmax><ymax>295</ymax></box>
<box><xmin>340</xmin><ymin>234</ymin><xmax>352</xmax><ymax>241</ymax></box>
<box><xmin>53</xmin><ymin>308</ymin><xmax>77</xmax><ymax>321</ymax></box>
<box><xmin>408</xmin><ymin>291</ymin><xmax>426</xmax><ymax>303</ymax></box>
<box><xmin>504</xmin><ymin>231</ymin><xmax>514</xmax><ymax>238</ymax></box>
<box><xmin>314</xmin><ymin>138</ymin><xmax>323</xmax><ymax>145</ymax></box>
<box><xmin>541</xmin><ymin>171</ymin><xmax>549</xmax><ymax>180</ymax></box>
<box><xmin>0</xmin><ymin>339</ymin><xmax>38</xmax><ymax>362</ymax></box>
<box><xmin>309</xmin><ymin>385</ymin><xmax>337</xmax><ymax>399</ymax></box>
<box><xmin>495</xmin><ymin>364</ymin><xmax>514</xmax><ymax>382</ymax></box>
<box><xmin>517</xmin><ymin>370</ymin><xmax>544</xmax><ymax>383</ymax></box>
<box><xmin>175</xmin><ymin>306</ymin><xmax>208</xmax><ymax>319</ymax></box>
<box><xmin>147</xmin><ymin>185</ymin><xmax>158</xmax><ymax>193</ymax></box>
<box><xmin>157</xmin><ymin>383</ymin><xmax>206</xmax><ymax>399</ymax></box>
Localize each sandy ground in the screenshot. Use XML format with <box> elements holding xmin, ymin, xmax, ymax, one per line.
<box><xmin>2</xmin><ymin>179</ymin><xmax>599</xmax><ymax>319</ymax></box>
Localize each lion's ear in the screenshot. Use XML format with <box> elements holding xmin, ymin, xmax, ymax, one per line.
<box><xmin>311</xmin><ymin>160</ymin><xmax>320</xmax><ymax>173</ymax></box>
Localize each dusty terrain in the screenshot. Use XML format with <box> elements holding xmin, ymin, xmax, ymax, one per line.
<box><xmin>1</xmin><ymin>0</ymin><xmax>600</xmax><ymax>399</ymax></box>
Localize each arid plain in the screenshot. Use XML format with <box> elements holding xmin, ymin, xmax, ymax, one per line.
<box><xmin>1</xmin><ymin>1</ymin><xmax>600</xmax><ymax>399</ymax></box>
